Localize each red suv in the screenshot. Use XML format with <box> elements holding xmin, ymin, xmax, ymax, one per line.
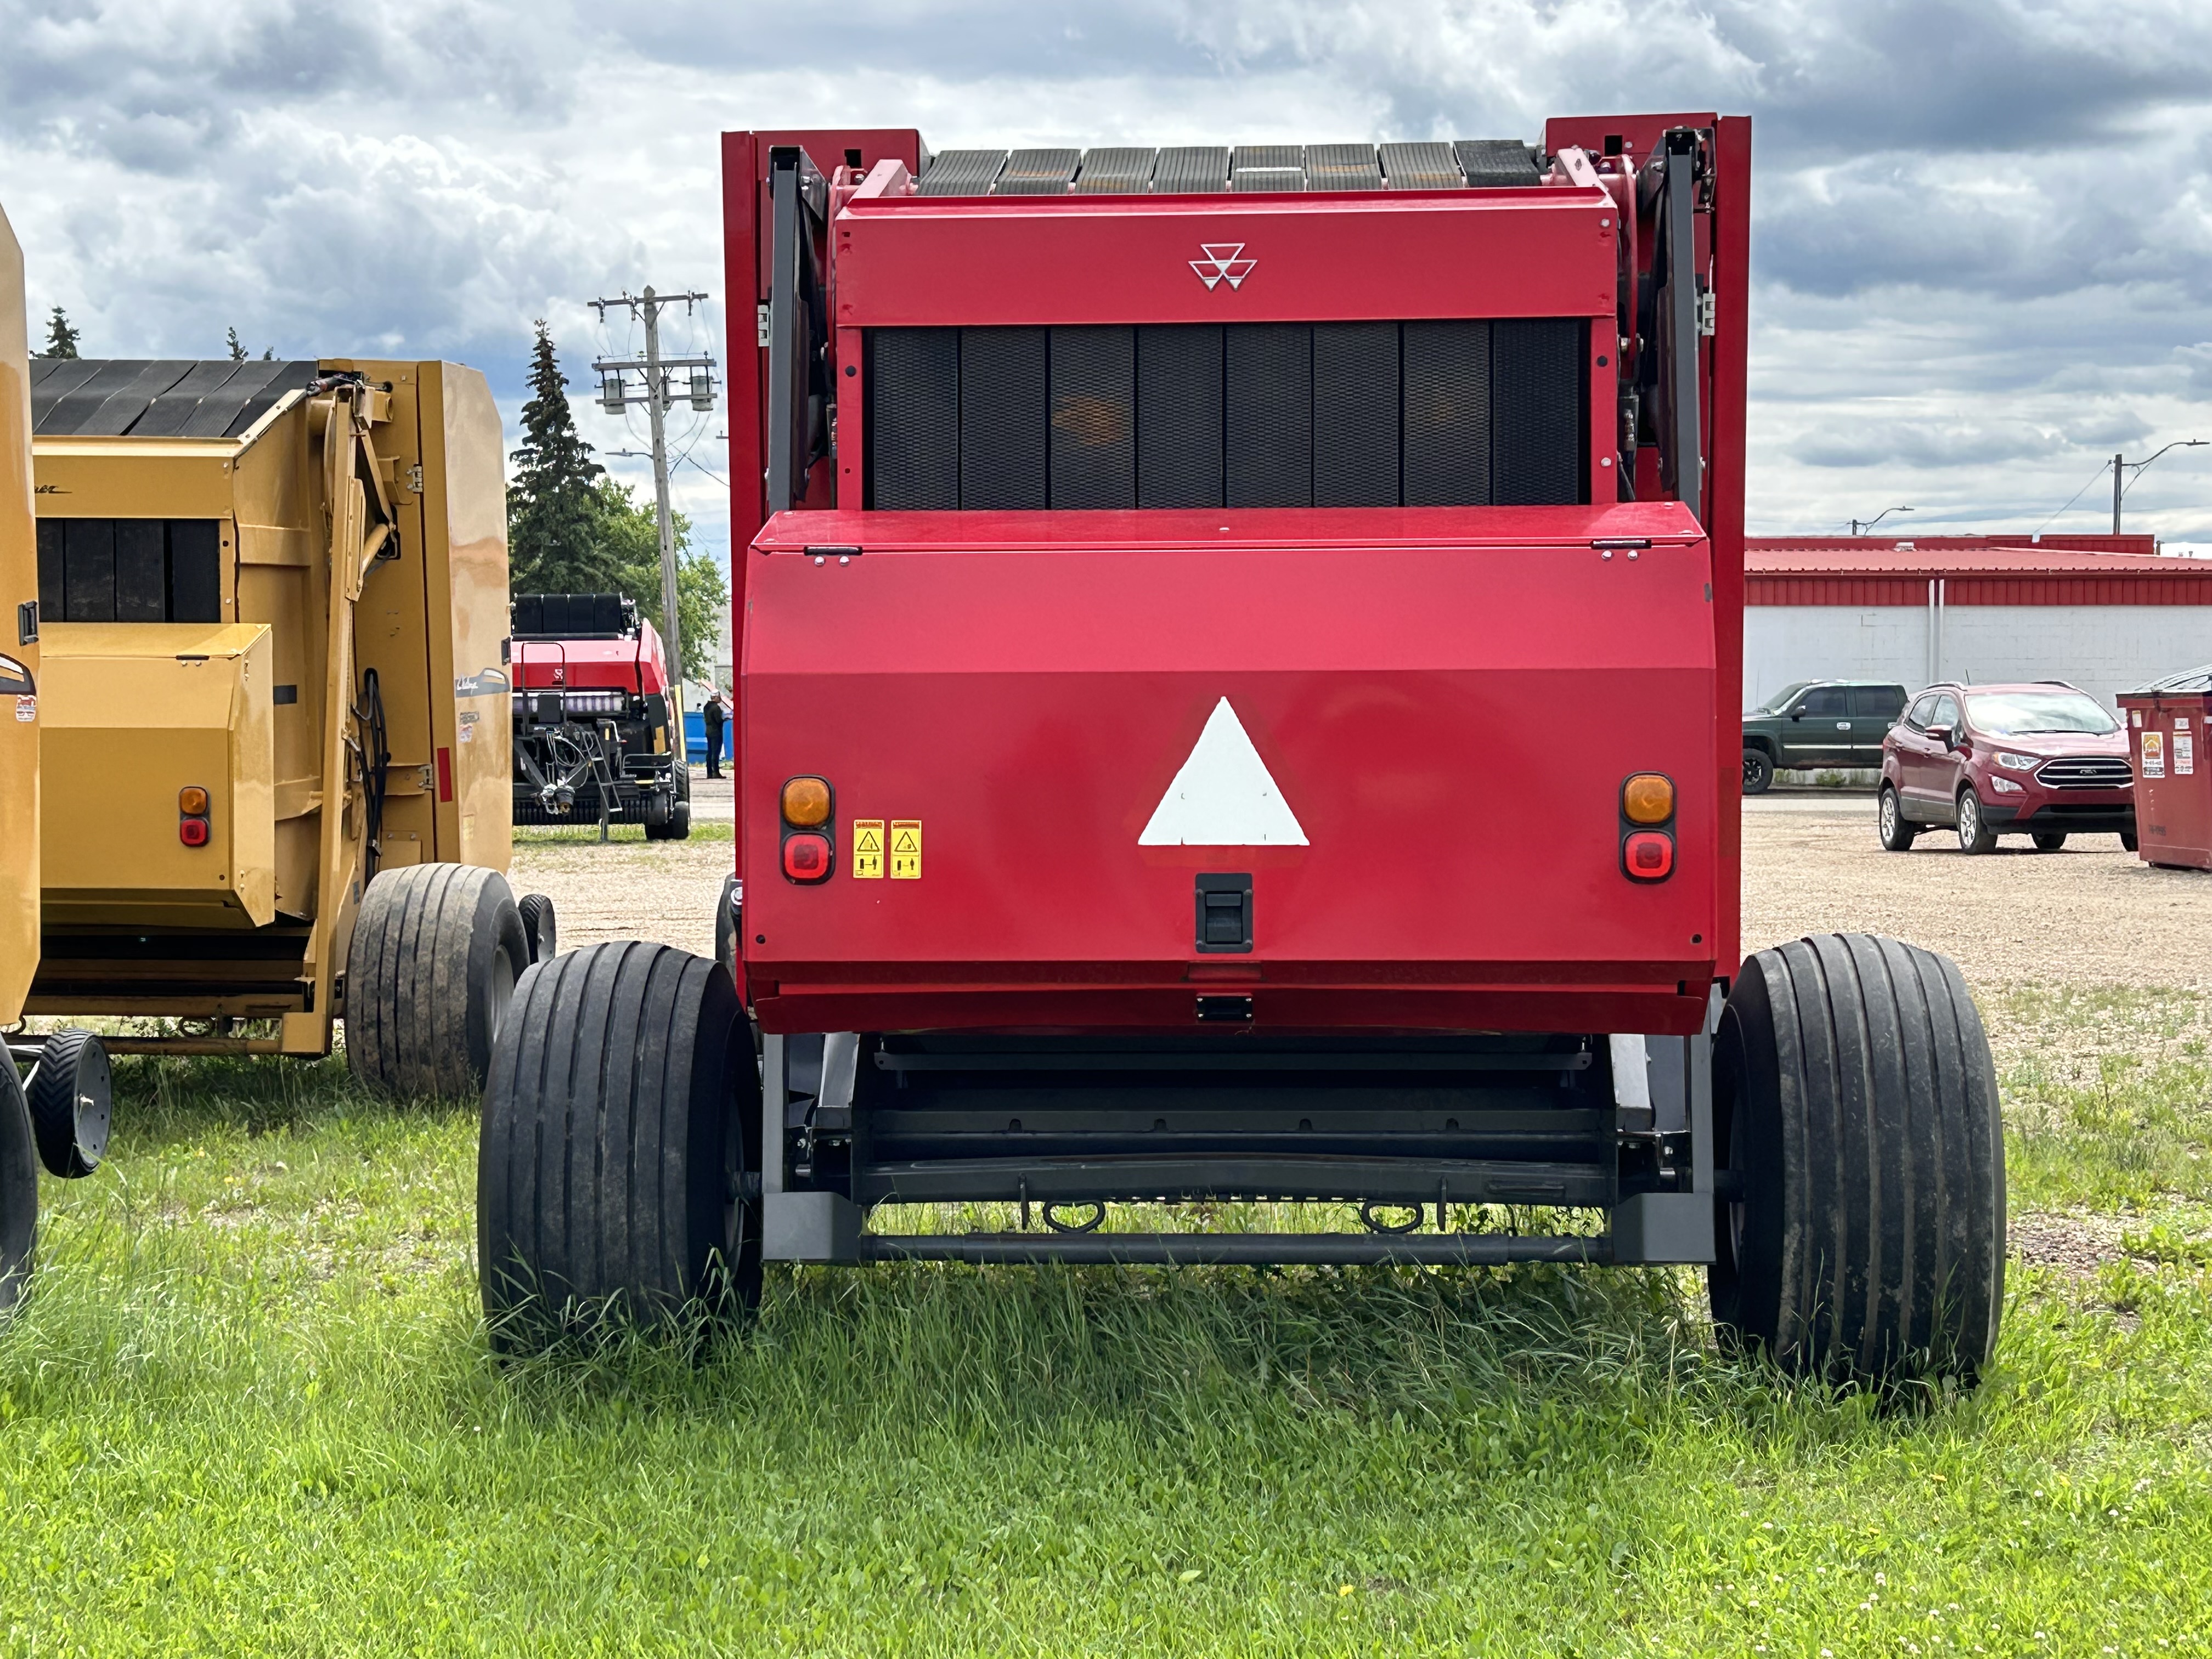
<box><xmin>1879</xmin><ymin>681</ymin><xmax>2137</xmax><ymax>854</ymax></box>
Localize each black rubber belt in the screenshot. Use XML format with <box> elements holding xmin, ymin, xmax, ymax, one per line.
<box><xmin>1455</xmin><ymin>137</ymin><xmax>1542</xmax><ymax>188</ymax></box>
<box><xmin>916</xmin><ymin>148</ymin><xmax>1007</xmax><ymax>196</ymax></box>
<box><xmin>1306</xmin><ymin>142</ymin><xmax>1382</xmax><ymax>191</ymax></box>
<box><xmin>1152</xmin><ymin>146</ymin><xmax>1230</xmax><ymax>193</ymax></box>
<box><xmin>996</xmin><ymin>147</ymin><xmax>1081</xmax><ymax>195</ymax></box>
<box><xmin>1073</xmin><ymin>147</ymin><xmax>1155</xmax><ymax>193</ymax></box>
<box><xmin>1380</xmin><ymin>140</ymin><xmax>1463</xmax><ymax>189</ymax></box>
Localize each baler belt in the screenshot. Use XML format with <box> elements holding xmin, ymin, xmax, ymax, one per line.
<box><xmin>29</xmin><ymin>357</ymin><xmax>319</xmax><ymax>439</ymax></box>
<box><xmin>916</xmin><ymin>148</ymin><xmax>1007</xmax><ymax>196</ymax></box>
<box><xmin>1305</xmin><ymin>143</ymin><xmax>1383</xmax><ymax>191</ymax></box>
<box><xmin>996</xmin><ymin>148</ymin><xmax>1082</xmax><ymax>195</ymax></box>
<box><xmin>1151</xmin><ymin>146</ymin><xmax>1229</xmax><ymax>194</ymax></box>
<box><xmin>1454</xmin><ymin>137</ymin><xmax>1543</xmax><ymax>188</ymax></box>
<box><xmin>1379</xmin><ymin>141</ymin><xmax>1463</xmax><ymax>189</ymax></box>
<box><xmin>1231</xmin><ymin>144</ymin><xmax>1301</xmax><ymax>173</ymax></box>
<box><xmin>1073</xmin><ymin>148</ymin><xmax>1157</xmax><ymax>193</ymax></box>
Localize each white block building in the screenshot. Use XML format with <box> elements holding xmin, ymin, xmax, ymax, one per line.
<box><xmin>1745</xmin><ymin>535</ymin><xmax>2212</xmax><ymax>710</ymax></box>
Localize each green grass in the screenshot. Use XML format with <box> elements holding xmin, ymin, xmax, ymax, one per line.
<box><xmin>4</xmin><ymin>1016</ymin><xmax>2212</xmax><ymax>1655</ymax></box>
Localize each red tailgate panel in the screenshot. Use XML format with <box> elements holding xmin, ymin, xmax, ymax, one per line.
<box><xmin>743</xmin><ymin>508</ymin><xmax>1719</xmax><ymax>1036</ymax></box>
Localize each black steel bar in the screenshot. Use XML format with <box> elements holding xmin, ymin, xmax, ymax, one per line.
<box><xmin>874</xmin><ymin>1049</ymin><xmax>1592</xmax><ymax>1073</ymax></box>
<box><xmin>861</xmin><ymin>1232</ymin><xmax>1612</xmax><ymax>1266</ymax></box>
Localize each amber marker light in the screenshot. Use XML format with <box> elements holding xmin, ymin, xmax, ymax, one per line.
<box><xmin>178</xmin><ymin>786</ymin><xmax>210</xmax><ymax>816</ymax></box>
<box><xmin>1622</xmin><ymin>773</ymin><xmax>1674</xmax><ymax>825</ymax></box>
<box><xmin>781</xmin><ymin>776</ymin><xmax>832</xmax><ymax>828</ymax></box>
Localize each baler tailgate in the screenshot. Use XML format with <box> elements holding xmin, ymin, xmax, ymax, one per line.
<box><xmin>744</xmin><ymin>509</ymin><xmax>1718</xmax><ymax>1035</ymax></box>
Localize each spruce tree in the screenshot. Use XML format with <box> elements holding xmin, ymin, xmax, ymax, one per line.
<box><xmin>41</xmin><ymin>306</ymin><xmax>80</xmax><ymax>359</ymax></box>
<box><xmin>226</xmin><ymin>326</ymin><xmax>246</xmax><ymax>362</ymax></box>
<box><xmin>506</xmin><ymin>321</ymin><xmax>614</xmax><ymax>594</ymax></box>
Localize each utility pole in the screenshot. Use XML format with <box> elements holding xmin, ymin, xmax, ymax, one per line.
<box><xmin>2113</xmin><ymin>440</ymin><xmax>2209</xmax><ymax>535</ymax></box>
<box><xmin>589</xmin><ymin>287</ymin><xmax>716</xmax><ymax>707</ymax></box>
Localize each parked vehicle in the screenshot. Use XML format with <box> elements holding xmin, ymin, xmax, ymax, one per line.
<box><xmin>1741</xmin><ymin>679</ymin><xmax>1906</xmax><ymax>793</ymax></box>
<box><xmin>1878</xmin><ymin>681</ymin><xmax>2136</xmax><ymax>854</ymax></box>
<box><xmin>509</xmin><ymin>592</ymin><xmax>690</xmax><ymax>839</ymax></box>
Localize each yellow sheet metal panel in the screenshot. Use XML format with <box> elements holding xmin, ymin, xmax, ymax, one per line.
<box><xmin>31</xmin><ymin>441</ymin><xmax>244</xmax><ymax>528</ymax></box>
<box><xmin>416</xmin><ymin>360</ymin><xmax>511</xmax><ymax>874</ymax></box>
<box><xmin>0</xmin><ymin>201</ymin><xmax>33</xmax><ymax>1023</ymax></box>
<box><xmin>38</xmin><ymin>622</ymin><xmax>276</xmax><ymax>928</ymax></box>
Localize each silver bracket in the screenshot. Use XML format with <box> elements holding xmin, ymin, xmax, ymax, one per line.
<box><xmin>1696</xmin><ymin>287</ymin><xmax>1717</xmax><ymax>338</ymax></box>
<box><xmin>756</xmin><ymin>302</ymin><xmax>772</xmax><ymax>348</ymax></box>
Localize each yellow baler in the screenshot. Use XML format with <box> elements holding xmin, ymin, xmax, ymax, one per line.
<box><xmin>0</xmin><ymin>198</ymin><xmax>37</xmax><ymax>1308</ymax></box>
<box><xmin>27</xmin><ymin>357</ymin><xmax>550</xmax><ymax>1093</ymax></box>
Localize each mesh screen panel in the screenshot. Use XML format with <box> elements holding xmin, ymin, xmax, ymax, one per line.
<box><xmin>863</xmin><ymin>320</ymin><xmax>1582</xmax><ymax>511</ymax></box>
<box><xmin>1403</xmin><ymin>320</ymin><xmax>1493</xmax><ymax>506</ymax></box>
<box><xmin>62</xmin><ymin>518</ymin><xmax>117</xmax><ymax>622</ymax></box>
<box><xmin>1312</xmin><ymin>323</ymin><xmax>1400</xmax><ymax>507</ymax></box>
<box><xmin>1224</xmin><ymin>324</ymin><xmax>1312</xmax><ymax>507</ymax></box>
<box><xmin>114</xmin><ymin>520</ymin><xmax>166</xmax><ymax>621</ymax></box>
<box><xmin>959</xmin><ymin>328</ymin><xmax>1049</xmax><ymax>510</ymax></box>
<box><xmin>1136</xmin><ymin>325</ymin><xmax>1223</xmax><ymax>507</ymax></box>
<box><xmin>1491</xmin><ymin>319</ymin><xmax>1585</xmax><ymax>506</ymax></box>
<box><xmin>1049</xmin><ymin>326</ymin><xmax>1137</xmax><ymax>509</ymax></box>
<box><xmin>866</xmin><ymin>329</ymin><xmax>960</xmax><ymax>509</ymax></box>
<box><xmin>168</xmin><ymin>521</ymin><xmax>224</xmax><ymax>622</ymax></box>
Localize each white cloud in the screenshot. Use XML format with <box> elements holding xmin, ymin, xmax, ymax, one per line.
<box><xmin>3</xmin><ymin>0</ymin><xmax>2210</xmax><ymax>554</ymax></box>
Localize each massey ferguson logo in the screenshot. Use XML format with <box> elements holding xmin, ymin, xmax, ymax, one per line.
<box><xmin>1190</xmin><ymin>244</ymin><xmax>1256</xmax><ymax>292</ymax></box>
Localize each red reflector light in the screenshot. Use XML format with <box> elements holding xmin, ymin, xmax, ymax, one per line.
<box><xmin>1623</xmin><ymin>830</ymin><xmax>1673</xmax><ymax>881</ymax></box>
<box><xmin>179</xmin><ymin>817</ymin><xmax>211</xmax><ymax>848</ymax></box>
<box><xmin>782</xmin><ymin>832</ymin><xmax>833</xmax><ymax>883</ymax></box>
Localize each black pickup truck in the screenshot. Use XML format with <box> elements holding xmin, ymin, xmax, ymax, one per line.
<box><xmin>1742</xmin><ymin>679</ymin><xmax>1909</xmax><ymax>793</ymax></box>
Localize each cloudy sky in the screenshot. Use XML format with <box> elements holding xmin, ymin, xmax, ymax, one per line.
<box><xmin>7</xmin><ymin>0</ymin><xmax>2212</xmax><ymax>592</ymax></box>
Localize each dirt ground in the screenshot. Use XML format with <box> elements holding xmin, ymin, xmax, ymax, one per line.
<box><xmin>510</xmin><ymin>777</ymin><xmax>2210</xmax><ymax>992</ymax></box>
<box><xmin>1741</xmin><ymin>791</ymin><xmax>2209</xmax><ymax>992</ymax></box>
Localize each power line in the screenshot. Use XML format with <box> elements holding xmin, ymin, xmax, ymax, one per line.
<box><xmin>2033</xmin><ymin>457</ymin><xmax>2114</xmax><ymax>536</ymax></box>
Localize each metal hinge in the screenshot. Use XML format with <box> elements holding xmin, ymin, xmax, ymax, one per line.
<box><xmin>406</xmin><ymin>464</ymin><xmax>424</xmax><ymax>493</ymax></box>
<box><xmin>757</xmin><ymin>303</ymin><xmax>771</xmax><ymax>347</ymax></box>
<box><xmin>1696</xmin><ymin>289</ymin><xmax>1717</xmax><ymax>337</ymax></box>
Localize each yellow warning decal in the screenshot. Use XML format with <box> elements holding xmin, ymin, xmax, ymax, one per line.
<box><xmin>889</xmin><ymin>819</ymin><xmax>922</xmax><ymax>879</ymax></box>
<box><xmin>852</xmin><ymin>819</ymin><xmax>884</xmax><ymax>879</ymax></box>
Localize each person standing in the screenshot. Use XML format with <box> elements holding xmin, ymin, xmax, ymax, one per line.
<box><xmin>702</xmin><ymin>689</ymin><xmax>727</xmax><ymax>779</ymax></box>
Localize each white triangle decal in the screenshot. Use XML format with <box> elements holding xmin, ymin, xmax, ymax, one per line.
<box><xmin>1138</xmin><ymin>698</ymin><xmax>1308</xmax><ymax>847</ymax></box>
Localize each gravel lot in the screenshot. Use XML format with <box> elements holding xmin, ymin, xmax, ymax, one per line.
<box><xmin>512</xmin><ymin>778</ymin><xmax>2210</xmax><ymax>993</ymax></box>
<box><xmin>1742</xmin><ymin>790</ymin><xmax>2209</xmax><ymax>992</ymax></box>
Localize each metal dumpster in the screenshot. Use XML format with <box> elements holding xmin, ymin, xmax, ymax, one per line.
<box><xmin>2120</xmin><ymin>665</ymin><xmax>2212</xmax><ymax>871</ymax></box>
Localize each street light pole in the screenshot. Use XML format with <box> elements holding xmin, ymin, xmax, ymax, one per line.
<box><xmin>1850</xmin><ymin>506</ymin><xmax>1914</xmax><ymax>535</ymax></box>
<box><xmin>2114</xmin><ymin>441</ymin><xmax>2209</xmax><ymax>535</ymax></box>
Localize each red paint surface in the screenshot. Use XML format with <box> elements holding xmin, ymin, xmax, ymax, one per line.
<box><xmin>436</xmin><ymin>747</ymin><xmax>454</xmax><ymax>804</ymax></box>
<box><xmin>721</xmin><ymin>115</ymin><xmax>1748</xmax><ymax>1035</ymax></box>
<box><xmin>741</xmin><ymin>505</ymin><xmax>1719</xmax><ymax>1035</ymax></box>
<box><xmin>510</xmin><ymin>627</ymin><xmax>670</xmax><ymax>695</ymax></box>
